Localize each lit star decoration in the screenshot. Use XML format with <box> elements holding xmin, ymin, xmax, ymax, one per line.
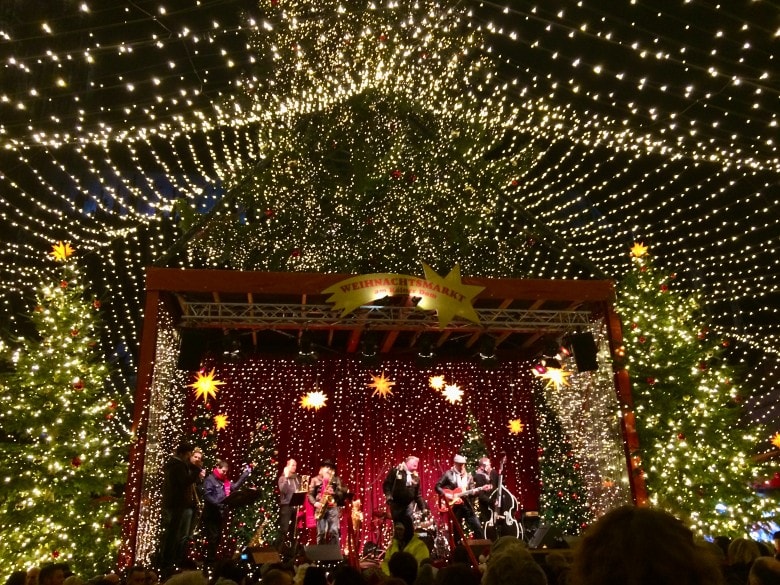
<box><xmin>429</xmin><ymin>375</ymin><xmax>446</xmax><ymax>391</ymax></box>
<box><xmin>367</xmin><ymin>371</ymin><xmax>396</xmax><ymax>399</ymax></box>
<box><xmin>630</xmin><ymin>242</ymin><xmax>649</xmax><ymax>259</ymax></box>
<box><xmin>189</xmin><ymin>368</ymin><xmax>225</xmax><ymax>404</ymax></box>
<box><xmin>419</xmin><ymin>264</ymin><xmax>485</xmax><ymax>328</ymax></box>
<box><xmin>213</xmin><ymin>414</ymin><xmax>229</xmax><ymax>431</ymax></box>
<box><xmin>508</xmin><ymin>419</ymin><xmax>525</xmax><ymax>434</ymax></box>
<box><xmin>772</xmin><ymin>433</ymin><xmax>780</xmax><ymax>450</ymax></box>
<box><xmin>300</xmin><ymin>390</ymin><xmax>328</xmax><ymax>411</ymax></box>
<box><xmin>50</xmin><ymin>242</ymin><xmax>74</xmax><ymax>262</ymax></box>
<box><xmin>442</xmin><ymin>383</ymin><xmax>464</xmax><ymax>404</ymax></box>
<box><xmin>533</xmin><ymin>366</ymin><xmax>573</xmax><ymax>390</ymax></box>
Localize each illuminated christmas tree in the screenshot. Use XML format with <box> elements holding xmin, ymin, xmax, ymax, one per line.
<box><xmin>534</xmin><ymin>387</ymin><xmax>593</xmax><ymax>535</ymax></box>
<box><xmin>0</xmin><ymin>243</ymin><xmax>128</xmax><ymax>575</ymax></box>
<box><xmin>176</xmin><ymin>0</ymin><xmax>547</xmax><ymax>278</ymax></box>
<box><xmin>459</xmin><ymin>411</ymin><xmax>489</xmax><ymax>467</ymax></box>
<box><xmin>615</xmin><ymin>243</ymin><xmax>771</xmax><ymax>536</ymax></box>
<box><xmin>228</xmin><ymin>414</ymin><xmax>280</xmax><ymax>551</ymax></box>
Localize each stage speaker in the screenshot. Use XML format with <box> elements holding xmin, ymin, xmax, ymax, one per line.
<box><xmin>243</xmin><ymin>546</ymin><xmax>281</xmax><ymax>564</ymax></box>
<box><xmin>570</xmin><ymin>332</ymin><xmax>599</xmax><ymax>372</ymax></box>
<box><xmin>528</xmin><ymin>524</ymin><xmax>563</xmax><ymax>549</ymax></box>
<box><xmin>304</xmin><ymin>544</ymin><xmax>343</xmax><ymax>562</ymax></box>
<box><xmin>177</xmin><ymin>330</ymin><xmax>209</xmax><ymax>371</ymax></box>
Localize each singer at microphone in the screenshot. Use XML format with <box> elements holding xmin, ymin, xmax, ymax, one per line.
<box><xmin>383</xmin><ymin>455</ymin><xmax>426</xmax><ymax>543</ymax></box>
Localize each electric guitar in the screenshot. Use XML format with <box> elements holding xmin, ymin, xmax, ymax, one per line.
<box><xmin>437</xmin><ymin>485</ymin><xmax>492</xmax><ymax>511</ymax></box>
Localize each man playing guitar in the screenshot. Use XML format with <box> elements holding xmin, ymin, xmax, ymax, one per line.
<box><xmin>435</xmin><ymin>454</ymin><xmax>486</xmax><ymax>543</ymax></box>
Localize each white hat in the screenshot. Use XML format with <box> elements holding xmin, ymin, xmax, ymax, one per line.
<box><xmin>453</xmin><ymin>454</ymin><xmax>467</xmax><ymax>464</ymax></box>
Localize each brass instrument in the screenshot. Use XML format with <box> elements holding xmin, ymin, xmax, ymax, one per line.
<box><xmin>299</xmin><ymin>474</ymin><xmax>310</xmax><ymax>493</ymax></box>
<box><xmin>314</xmin><ymin>476</ymin><xmax>334</xmax><ymax>520</ymax></box>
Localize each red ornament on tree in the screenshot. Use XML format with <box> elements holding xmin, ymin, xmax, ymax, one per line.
<box><xmin>631</xmin><ymin>322</ymin><xmax>638</xmax><ymax>329</ymax></box>
<box><xmin>71</xmin><ymin>456</ymin><xmax>82</xmax><ymax>467</ymax></box>
<box><xmin>60</xmin><ymin>280</ymin><xmax>68</xmax><ymax>288</ymax></box>
<box><xmin>638</xmin><ymin>336</ymin><xmax>646</xmax><ymax>344</ymax></box>
<box><xmin>52</xmin><ymin>550</ymin><xmax>60</xmax><ymax>559</ymax></box>
<box><xmin>646</xmin><ymin>377</ymin><xmax>656</xmax><ymax>385</ymax></box>
<box><xmin>93</xmin><ymin>299</ymin><xmax>101</xmax><ymax>309</ymax></box>
<box><xmin>660</xmin><ymin>284</ymin><xmax>669</xmax><ymax>292</ymax></box>
<box><xmin>73</xmin><ymin>379</ymin><xmax>84</xmax><ymax>390</ymax></box>
<box><xmin>390</xmin><ymin>169</ymin><xmax>402</xmax><ymax>179</ymax></box>
<box><xmin>70</xmin><ymin>328</ymin><xmax>79</xmax><ymax>337</ymax></box>
<box><xmin>677</xmin><ymin>433</ymin><xmax>685</xmax><ymax>441</ymax></box>
<box><xmin>290</xmin><ymin>248</ymin><xmax>301</xmax><ymax>258</ymax></box>
<box><xmin>264</xmin><ymin>209</ymin><xmax>275</xmax><ymax>219</ymax></box>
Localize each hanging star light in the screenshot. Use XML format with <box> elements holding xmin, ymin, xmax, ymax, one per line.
<box><xmin>532</xmin><ymin>366</ymin><xmax>573</xmax><ymax>390</ymax></box>
<box><xmin>367</xmin><ymin>371</ymin><xmax>396</xmax><ymax>399</ymax></box>
<box><xmin>507</xmin><ymin>419</ymin><xmax>525</xmax><ymax>434</ymax></box>
<box><xmin>300</xmin><ymin>390</ymin><xmax>328</xmax><ymax>410</ymax></box>
<box><xmin>429</xmin><ymin>375</ymin><xmax>446</xmax><ymax>391</ymax></box>
<box><xmin>50</xmin><ymin>241</ymin><xmax>74</xmax><ymax>262</ymax></box>
<box><xmin>442</xmin><ymin>383</ymin><xmax>463</xmax><ymax>404</ymax></box>
<box><xmin>189</xmin><ymin>368</ymin><xmax>225</xmax><ymax>404</ymax></box>
<box><xmin>630</xmin><ymin>242</ymin><xmax>649</xmax><ymax>258</ymax></box>
<box><xmin>771</xmin><ymin>432</ymin><xmax>780</xmax><ymax>450</ymax></box>
<box><xmin>214</xmin><ymin>414</ymin><xmax>229</xmax><ymax>431</ymax></box>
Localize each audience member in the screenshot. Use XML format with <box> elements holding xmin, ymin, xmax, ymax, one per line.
<box><xmin>748</xmin><ymin>557</ymin><xmax>780</xmax><ymax>585</ymax></box>
<box><xmin>261</xmin><ymin>570</ymin><xmax>293</xmax><ymax>585</ymax></box>
<box><xmin>160</xmin><ymin>442</ymin><xmax>199</xmax><ymax>570</ymax></box>
<box><xmin>381</xmin><ymin>523</ymin><xmax>430</xmax><ymax>575</ymax></box>
<box><xmin>413</xmin><ymin>563</ymin><xmax>436</xmax><ymax>585</ymax></box>
<box><xmin>26</xmin><ymin>568</ymin><xmax>40</xmax><ymax>585</ymax></box>
<box><xmin>388</xmin><ymin>551</ymin><xmax>418</xmax><ymax>585</ymax></box>
<box><xmin>544</xmin><ymin>551</ymin><xmax>571</xmax><ymax>585</ymax></box>
<box><xmin>6</xmin><ymin>572</ymin><xmax>28</xmax><ymax>585</ymax></box>
<box><xmin>124</xmin><ymin>567</ymin><xmax>147</xmax><ymax>585</ymax></box>
<box><xmin>328</xmin><ymin>566</ymin><xmax>366</xmax><ymax>585</ymax></box>
<box><xmin>726</xmin><ymin>538</ymin><xmax>762</xmax><ymax>585</ymax></box>
<box><xmin>483</xmin><ymin>554</ymin><xmax>547</xmax><ymax>585</ymax></box>
<box><xmin>773</xmin><ymin>533</ymin><xmax>780</xmax><ymax>561</ymax></box>
<box><xmin>569</xmin><ymin>505</ymin><xmax>724</xmax><ymax>585</ymax></box>
<box><xmin>162</xmin><ymin>571</ymin><xmax>206</xmax><ymax>585</ymax></box>
<box><xmin>301</xmin><ymin>567</ymin><xmax>327</xmax><ymax>585</ymax></box>
<box><xmin>39</xmin><ymin>564</ymin><xmax>66</xmax><ymax>585</ymax></box>
<box><xmin>431</xmin><ymin>564</ymin><xmax>480</xmax><ymax>585</ymax></box>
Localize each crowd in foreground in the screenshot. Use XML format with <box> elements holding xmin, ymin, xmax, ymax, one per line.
<box><xmin>9</xmin><ymin>506</ymin><xmax>780</xmax><ymax>585</ymax></box>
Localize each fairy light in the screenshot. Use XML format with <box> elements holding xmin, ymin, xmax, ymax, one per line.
<box><xmin>0</xmin><ymin>0</ymin><xmax>776</xmax><ymax>560</ymax></box>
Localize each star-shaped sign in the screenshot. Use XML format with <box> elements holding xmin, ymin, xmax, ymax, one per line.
<box><xmin>507</xmin><ymin>419</ymin><xmax>524</xmax><ymax>434</ymax></box>
<box><xmin>772</xmin><ymin>432</ymin><xmax>780</xmax><ymax>450</ymax></box>
<box><xmin>442</xmin><ymin>383</ymin><xmax>463</xmax><ymax>404</ymax></box>
<box><xmin>190</xmin><ymin>368</ymin><xmax>225</xmax><ymax>403</ymax></box>
<box><xmin>418</xmin><ymin>263</ymin><xmax>485</xmax><ymax>328</ymax></box>
<box><xmin>214</xmin><ymin>414</ymin><xmax>229</xmax><ymax>431</ymax></box>
<box><xmin>630</xmin><ymin>242</ymin><xmax>649</xmax><ymax>258</ymax></box>
<box><xmin>50</xmin><ymin>241</ymin><xmax>74</xmax><ymax>262</ymax></box>
<box><xmin>300</xmin><ymin>390</ymin><xmax>328</xmax><ymax>410</ymax></box>
<box><xmin>367</xmin><ymin>371</ymin><xmax>396</xmax><ymax>399</ymax></box>
<box><xmin>429</xmin><ymin>375</ymin><xmax>446</xmax><ymax>391</ymax></box>
<box><xmin>532</xmin><ymin>366</ymin><xmax>573</xmax><ymax>390</ymax></box>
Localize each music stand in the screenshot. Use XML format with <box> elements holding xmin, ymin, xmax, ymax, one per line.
<box><xmin>224</xmin><ymin>488</ymin><xmax>262</xmax><ymax>507</ymax></box>
<box><xmin>287</xmin><ymin>491</ymin><xmax>308</xmax><ymax>562</ymax></box>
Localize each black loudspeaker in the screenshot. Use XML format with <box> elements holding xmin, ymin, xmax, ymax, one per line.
<box><xmin>177</xmin><ymin>330</ymin><xmax>209</xmax><ymax>370</ymax></box>
<box><xmin>528</xmin><ymin>524</ymin><xmax>563</xmax><ymax>549</ymax></box>
<box><xmin>570</xmin><ymin>332</ymin><xmax>599</xmax><ymax>372</ymax></box>
<box><xmin>304</xmin><ymin>544</ymin><xmax>343</xmax><ymax>562</ymax></box>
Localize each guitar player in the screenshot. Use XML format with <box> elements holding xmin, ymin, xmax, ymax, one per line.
<box><xmin>435</xmin><ymin>454</ymin><xmax>485</xmax><ymax>543</ymax></box>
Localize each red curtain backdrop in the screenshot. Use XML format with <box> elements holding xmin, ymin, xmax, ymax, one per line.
<box><xmin>185</xmin><ymin>355</ymin><xmax>540</xmax><ymax>539</ymax></box>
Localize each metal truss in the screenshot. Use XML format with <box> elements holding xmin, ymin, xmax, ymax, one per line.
<box><xmin>178</xmin><ymin>301</ymin><xmax>595</xmax><ymax>332</ymax></box>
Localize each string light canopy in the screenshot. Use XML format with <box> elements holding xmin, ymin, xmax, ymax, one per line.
<box><xmin>0</xmin><ymin>0</ymin><xmax>777</xmax><ymax>434</ymax></box>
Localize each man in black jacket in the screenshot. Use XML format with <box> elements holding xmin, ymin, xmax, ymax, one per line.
<box><xmin>159</xmin><ymin>442</ymin><xmax>199</xmax><ymax>570</ymax></box>
<box><xmin>383</xmin><ymin>455</ymin><xmax>427</xmax><ymax>543</ymax></box>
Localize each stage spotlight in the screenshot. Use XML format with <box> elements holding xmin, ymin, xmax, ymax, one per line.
<box><xmin>478</xmin><ymin>336</ymin><xmax>498</xmax><ymax>368</ymax></box>
<box><xmin>360</xmin><ymin>334</ymin><xmax>380</xmax><ymax>366</ymax></box>
<box><xmin>297</xmin><ymin>331</ymin><xmax>318</xmax><ymax>364</ymax></box>
<box><xmin>416</xmin><ymin>337</ymin><xmax>436</xmax><ymax>367</ymax></box>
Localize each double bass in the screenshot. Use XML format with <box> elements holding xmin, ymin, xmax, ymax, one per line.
<box><xmin>484</xmin><ymin>454</ymin><xmax>522</xmax><ymax>540</ymax></box>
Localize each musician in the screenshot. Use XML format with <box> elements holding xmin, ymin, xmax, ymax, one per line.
<box><xmin>383</xmin><ymin>455</ymin><xmax>427</xmax><ymax>543</ymax></box>
<box><xmin>202</xmin><ymin>459</ymin><xmax>252</xmax><ymax>565</ymax></box>
<box><xmin>278</xmin><ymin>458</ymin><xmax>301</xmax><ymax>542</ymax></box>
<box><xmin>307</xmin><ymin>459</ymin><xmax>347</xmax><ymax>545</ymax></box>
<box><xmin>473</xmin><ymin>457</ymin><xmax>496</xmax><ymax>525</ymax></box>
<box><xmin>435</xmin><ymin>454</ymin><xmax>483</xmax><ymax>543</ymax></box>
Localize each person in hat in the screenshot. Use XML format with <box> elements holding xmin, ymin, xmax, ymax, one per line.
<box><xmin>307</xmin><ymin>459</ymin><xmax>348</xmax><ymax>545</ymax></box>
<box><xmin>435</xmin><ymin>454</ymin><xmax>483</xmax><ymax>544</ymax></box>
<box><xmin>383</xmin><ymin>455</ymin><xmax>427</xmax><ymax>544</ymax></box>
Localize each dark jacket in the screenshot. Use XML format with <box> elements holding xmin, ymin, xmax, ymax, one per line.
<box><xmin>383</xmin><ymin>464</ymin><xmax>426</xmax><ymax>510</ymax></box>
<box><xmin>161</xmin><ymin>455</ymin><xmax>198</xmax><ymax>510</ymax></box>
<box><xmin>203</xmin><ymin>466</ymin><xmax>251</xmax><ymax>512</ymax></box>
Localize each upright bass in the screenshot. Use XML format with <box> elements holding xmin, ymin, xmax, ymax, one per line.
<box><xmin>484</xmin><ymin>454</ymin><xmax>522</xmax><ymax>540</ymax></box>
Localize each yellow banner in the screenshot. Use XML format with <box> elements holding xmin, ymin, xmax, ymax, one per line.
<box><xmin>322</xmin><ymin>263</ymin><xmax>484</xmax><ymax>328</ymax></box>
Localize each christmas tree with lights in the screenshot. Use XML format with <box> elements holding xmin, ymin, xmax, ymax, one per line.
<box><xmin>0</xmin><ymin>243</ymin><xmax>128</xmax><ymax>575</ymax></box>
<box><xmin>459</xmin><ymin>411</ymin><xmax>489</xmax><ymax>466</ymax></box>
<box><xmin>176</xmin><ymin>0</ymin><xmax>546</xmax><ymax>278</ymax></box>
<box><xmin>533</xmin><ymin>387</ymin><xmax>593</xmax><ymax>535</ymax></box>
<box><xmin>228</xmin><ymin>414</ymin><xmax>280</xmax><ymax>550</ymax></box>
<box><xmin>615</xmin><ymin>243</ymin><xmax>771</xmax><ymax>536</ymax></box>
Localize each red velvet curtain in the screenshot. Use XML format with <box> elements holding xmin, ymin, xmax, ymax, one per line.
<box><xmin>185</xmin><ymin>356</ymin><xmax>539</xmax><ymax>538</ymax></box>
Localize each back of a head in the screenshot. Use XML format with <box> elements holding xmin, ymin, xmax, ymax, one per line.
<box><xmin>302</xmin><ymin>567</ymin><xmax>327</xmax><ymax>585</ymax></box>
<box><xmin>484</xmin><ymin>553</ymin><xmax>547</xmax><ymax>585</ymax></box>
<box><xmin>570</xmin><ymin>505</ymin><xmax>723</xmax><ymax>585</ymax></box>
<box><xmin>261</xmin><ymin>570</ymin><xmax>293</xmax><ymax>585</ymax></box>
<box><xmin>328</xmin><ymin>566</ymin><xmax>365</xmax><ymax>585</ymax></box>
<box><xmin>164</xmin><ymin>571</ymin><xmax>207</xmax><ymax>585</ymax></box>
<box><xmin>388</xmin><ymin>551</ymin><xmax>418</xmax><ymax>585</ymax></box>
<box><xmin>432</xmin><ymin>564</ymin><xmax>480</xmax><ymax>585</ymax></box>
<box><xmin>749</xmin><ymin>556</ymin><xmax>780</xmax><ymax>585</ymax></box>
<box><xmin>728</xmin><ymin>538</ymin><xmax>762</xmax><ymax>566</ymax></box>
